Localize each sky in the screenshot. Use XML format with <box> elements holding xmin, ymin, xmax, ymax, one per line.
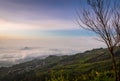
<box><xmin>0</xmin><ymin>0</ymin><xmax>81</xmax><ymax>38</ymax></box>
<box><xmin>0</xmin><ymin>0</ymin><xmax>105</xmax><ymax>51</ymax></box>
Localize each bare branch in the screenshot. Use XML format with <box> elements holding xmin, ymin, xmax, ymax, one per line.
<box><xmin>77</xmin><ymin>0</ymin><xmax>120</xmax><ymax>81</ymax></box>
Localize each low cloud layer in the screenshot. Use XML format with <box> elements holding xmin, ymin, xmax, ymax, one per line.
<box><xmin>0</xmin><ymin>37</ymin><xmax>105</xmax><ymax>67</ymax></box>
<box><xmin>0</xmin><ymin>46</ymin><xmax>79</xmax><ymax>67</ymax></box>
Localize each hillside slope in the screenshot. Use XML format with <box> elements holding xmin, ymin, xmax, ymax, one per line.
<box><xmin>0</xmin><ymin>48</ymin><xmax>120</xmax><ymax>81</ymax></box>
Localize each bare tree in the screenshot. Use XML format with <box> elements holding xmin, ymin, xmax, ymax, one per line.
<box><xmin>76</xmin><ymin>0</ymin><xmax>120</xmax><ymax>81</ymax></box>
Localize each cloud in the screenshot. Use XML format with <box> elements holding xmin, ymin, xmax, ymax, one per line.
<box><xmin>0</xmin><ymin>0</ymin><xmax>81</xmax><ymax>39</ymax></box>
<box><xmin>0</xmin><ymin>18</ymin><xmax>80</xmax><ymax>39</ymax></box>
<box><xmin>0</xmin><ymin>36</ymin><xmax>106</xmax><ymax>67</ymax></box>
<box><xmin>0</xmin><ymin>46</ymin><xmax>79</xmax><ymax>66</ymax></box>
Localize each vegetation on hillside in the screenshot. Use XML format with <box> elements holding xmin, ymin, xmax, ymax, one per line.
<box><xmin>0</xmin><ymin>48</ymin><xmax>119</xmax><ymax>81</ymax></box>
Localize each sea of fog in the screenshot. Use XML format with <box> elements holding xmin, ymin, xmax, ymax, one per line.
<box><xmin>0</xmin><ymin>38</ymin><xmax>104</xmax><ymax>67</ymax></box>
<box><xmin>0</xmin><ymin>46</ymin><xmax>79</xmax><ymax>67</ymax></box>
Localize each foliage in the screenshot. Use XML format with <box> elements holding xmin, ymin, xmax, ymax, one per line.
<box><xmin>0</xmin><ymin>48</ymin><xmax>119</xmax><ymax>81</ymax></box>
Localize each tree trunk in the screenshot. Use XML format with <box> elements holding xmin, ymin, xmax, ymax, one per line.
<box><xmin>118</xmin><ymin>57</ymin><xmax>120</xmax><ymax>81</ymax></box>
<box><xmin>110</xmin><ymin>50</ymin><xmax>118</xmax><ymax>81</ymax></box>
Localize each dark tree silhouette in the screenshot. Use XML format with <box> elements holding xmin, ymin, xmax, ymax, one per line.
<box><xmin>77</xmin><ymin>0</ymin><xmax>120</xmax><ymax>81</ymax></box>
